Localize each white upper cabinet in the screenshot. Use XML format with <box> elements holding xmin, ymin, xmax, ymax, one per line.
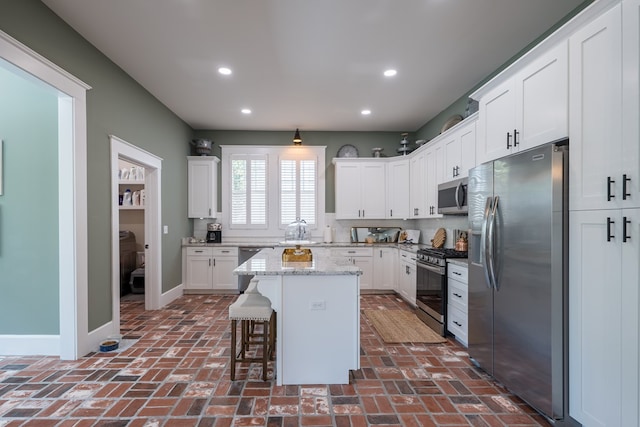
<box><xmin>443</xmin><ymin>116</ymin><xmax>477</xmax><ymax>181</ymax></box>
<box><xmin>425</xmin><ymin>140</ymin><xmax>443</xmax><ymax>217</ymax></box>
<box><xmin>386</xmin><ymin>158</ymin><xmax>411</xmax><ymax>219</ymax></box>
<box><xmin>477</xmin><ymin>41</ymin><xmax>568</xmax><ymax>164</ymax></box>
<box><xmin>334</xmin><ymin>159</ymin><xmax>386</xmax><ymax>219</ymax></box>
<box><xmin>188</xmin><ymin>156</ymin><xmax>219</xmax><ymax>218</ymax></box>
<box><xmin>409</xmin><ymin>149</ymin><xmax>427</xmax><ymax>218</ymax></box>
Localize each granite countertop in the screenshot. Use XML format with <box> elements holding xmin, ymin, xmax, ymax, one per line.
<box><xmin>447</xmin><ymin>258</ymin><xmax>469</xmax><ymax>267</ymax></box>
<box><xmin>233</xmin><ymin>247</ymin><xmax>362</xmax><ymax>276</ymax></box>
<box><xmin>182</xmin><ymin>238</ymin><xmax>426</xmax><ymax>253</ymax></box>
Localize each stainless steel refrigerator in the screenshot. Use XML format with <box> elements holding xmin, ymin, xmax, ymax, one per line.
<box><xmin>468</xmin><ymin>140</ymin><xmax>575</xmax><ymax>425</ymax></box>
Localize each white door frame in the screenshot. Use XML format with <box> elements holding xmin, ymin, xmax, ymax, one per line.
<box><xmin>110</xmin><ymin>135</ymin><xmax>163</xmax><ymax>331</ymax></box>
<box><xmin>0</xmin><ymin>31</ymin><xmax>90</xmax><ymax>359</ymax></box>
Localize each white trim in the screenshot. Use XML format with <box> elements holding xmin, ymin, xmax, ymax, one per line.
<box><xmin>0</xmin><ymin>30</ymin><xmax>90</xmax><ymax>360</ymax></box>
<box><xmin>220</xmin><ymin>145</ymin><xmax>326</xmax><ymax>240</ymax></box>
<box><xmin>160</xmin><ymin>283</ymin><xmax>184</xmax><ymax>308</ymax></box>
<box><xmin>0</xmin><ymin>335</ymin><xmax>61</xmax><ymax>356</ymax></box>
<box><xmin>110</xmin><ymin>135</ymin><xmax>164</xmax><ymax>342</ymax></box>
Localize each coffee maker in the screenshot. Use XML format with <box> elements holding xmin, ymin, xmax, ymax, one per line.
<box><xmin>206</xmin><ymin>223</ymin><xmax>222</xmax><ymax>243</ymax></box>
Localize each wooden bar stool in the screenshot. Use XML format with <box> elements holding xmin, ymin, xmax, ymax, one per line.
<box><xmin>229</xmin><ymin>281</ymin><xmax>275</xmax><ymax>381</ymax></box>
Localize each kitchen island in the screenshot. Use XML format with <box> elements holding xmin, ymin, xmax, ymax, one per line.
<box><xmin>233</xmin><ymin>247</ymin><xmax>362</xmax><ymax>385</ymax></box>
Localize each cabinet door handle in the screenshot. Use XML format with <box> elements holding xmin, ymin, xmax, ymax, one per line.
<box><xmin>607</xmin><ymin>176</ymin><xmax>616</xmax><ymax>201</ymax></box>
<box><xmin>213</xmin><ymin>259</ymin><xmax>216</xmax><ymax>267</ymax></box>
<box><xmin>513</xmin><ymin>129</ymin><xmax>519</xmax><ymax>146</ymax></box>
<box><xmin>453</xmin><ymin>321</ymin><xmax>462</xmax><ymax>327</ymax></box>
<box><xmin>607</xmin><ymin>217</ymin><xmax>615</xmax><ymax>242</ymax></box>
<box><xmin>209</xmin><ymin>208</ymin><xmax>212</xmax><ymax>216</ymax></box>
<box><xmin>379</xmin><ymin>250</ymin><xmax>383</xmax><ymax>258</ymax></box>
<box><xmin>208</xmin><ymin>258</ymin><xmax>211</xmax><ymax>267</ymax></box>
<box><xmin>623</xmin><ymin>216</ymin><xmax>631</xmax><ymax>243</ymax></box>
<box><xmin>453</xmin><ymin>271</ymin><xmax>461</xmax><ymax>276</ymax></box>
<box><xmin>453</xmin><ymin>292</ymin><xmax>462</xmax><ymax>298</ymax></box>
<box><xmin>506</xmin><ymin>131</ymin><xmax>512</xmax><ymax>149</ymax></box>
<box><xmin>390</xmin><ymin>209</ymin><xmax>393</xmax><ymax>217</ymax></box>
<box><xmin>362</xmin><ymin>210</ymin><xmax>365</xmax><ymax>217</ymax></box>
<box><xmin>623</xmin><ymin>174</ymin><xmax>631</xmax><ymax>200</ymax></box>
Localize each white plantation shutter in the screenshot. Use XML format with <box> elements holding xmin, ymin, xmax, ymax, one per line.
<box><xmin>231</xmin><ymin>155</ymin><xmax>267</xmax><ymax>227</ymax></box>
<box><xmin>280</xmin><ymin>158</ymin><xmax>316</xmax><ymax>226</ymax></box>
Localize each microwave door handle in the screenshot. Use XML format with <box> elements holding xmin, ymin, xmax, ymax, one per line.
<box><xmin>481</xmin><ymin>197</ymin><xmax>493</xmax><ymax>289</ymax></box>
<box><xmin>455</xmin><ymin>182</ymin><xmax>461</xmax><ymax>209</ymax></box>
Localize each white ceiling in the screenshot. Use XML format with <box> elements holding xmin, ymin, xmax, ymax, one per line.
<box><xmin>42</xmin><ymin>0</ymin><xmax>586</xmax><ymax>132</ymax></box>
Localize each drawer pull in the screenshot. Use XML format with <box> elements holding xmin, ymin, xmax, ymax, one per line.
<box><xmin>453</xmin><ymin>321</ymin><xmax>462</xmax><ymax>327</ymax></box>
<box><xmin>195</xmin><ymin>250</ymin><xmax>204</xmax><ymax>253</ymax></box>
<box><xmin>453</xmin><ymin>292</ymin><xmax>462</xmax><ymax>298</ymax></box>
<box><xmin>452</xmin><ymin>271</ymin><xmax>461</xmax><ymax>276</ymax></box>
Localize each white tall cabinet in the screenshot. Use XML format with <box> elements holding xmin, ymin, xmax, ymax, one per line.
<box><xmin>188</xmin><ymin>156</ymin><xmax>219</xmax><ymax>218</ymax></box>
<box><xmin>568</xmin><ymin>2</ymin><xmax>639</xmax><ymax>426</ymax></box>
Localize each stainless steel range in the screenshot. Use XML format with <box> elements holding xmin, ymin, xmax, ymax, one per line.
<box><xmin>415</xmin><ymin>247</ymin><xmax>467</xmax><ymax>335</ymax></box>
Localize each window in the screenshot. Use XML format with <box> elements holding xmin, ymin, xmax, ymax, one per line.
<box><xmin>280</xmin><ymin>159</ymin><xmax>316</xmax><ymax>226</ymax></box>
<box><xmin>221</xmin><ymin>145</ymin><xmax>325</xmax><ymax>238</ymax></box>
<box><xmin>230</xmin><ymin>155</ymin><xmax>267</xmax><ymax>227</ymax></box>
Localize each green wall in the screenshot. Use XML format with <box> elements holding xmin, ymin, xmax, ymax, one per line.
<box><xmin>192</xmin><ymin>130</ymin><xmax>411</xmax><ymax>213</ymax></box>
<box><xmin>0</xmin><ymin>0</ymin><xmax>193</xmax><ymax>331</ymax></box>
<box><xmin>0</xmin><ymin>62</ymin><xmax>59</xmax><ymax>334</ymax></box>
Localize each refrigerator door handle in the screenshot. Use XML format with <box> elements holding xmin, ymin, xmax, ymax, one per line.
<box><xmin>481</xmin><ymin>197</ymin><xmax>494</xmax><ymax>289</ymax></box>
<box><xmin>488</xmin><ymin>196</ymin><xmax>500</xmax><ymax>290</ymax></box>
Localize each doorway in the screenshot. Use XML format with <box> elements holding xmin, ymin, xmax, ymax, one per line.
<box><xmin>110</xmin><ymin>135</ymin><xmax>162</xmax><ymax>335</ymax></box>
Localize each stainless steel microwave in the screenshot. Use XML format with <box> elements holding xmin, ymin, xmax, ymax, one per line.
<box><xmin>437</xmin><ymin>177</ymin><xmax>468</xmax><ymax>215</ymax></box>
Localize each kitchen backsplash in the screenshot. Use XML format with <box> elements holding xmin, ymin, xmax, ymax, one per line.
<box><xmin>193</xmin><ymin>215</ymin><xmax>469</xmax><ymax>248</ymax></box>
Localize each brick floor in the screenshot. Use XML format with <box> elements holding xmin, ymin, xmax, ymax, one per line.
<box><xmin>0</xmin><ymin>294</ymin><xmax>550</xmax><ymax>426</ymax></box>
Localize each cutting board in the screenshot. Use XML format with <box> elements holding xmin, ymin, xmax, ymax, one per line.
<box><xmin>431</xmin><ymin>228</ymin><xmax>446</xmax><ymax>248</ymax></box>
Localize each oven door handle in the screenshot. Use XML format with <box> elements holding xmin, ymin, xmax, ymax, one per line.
<box><xmin>416</xmin><ymin>261</ymin><xmax>445</xmax><ymax>275</ymax></box>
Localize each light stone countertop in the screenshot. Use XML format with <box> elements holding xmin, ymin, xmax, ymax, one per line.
<box><xmin>233</xmin><ymin>247</ymin><xmax>362</xmax><ymax>276</ymax></box>
<box><xmin>181</xmin><ymin>238</ymin><xmax>426</xmax><ymax>253</ymax></box>
<box><xmin>447</xmin><ymin>258</ymin><xmax>469</xmax><ymax>267</ymax></box>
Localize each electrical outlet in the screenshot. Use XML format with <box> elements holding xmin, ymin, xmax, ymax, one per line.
<box><xmin>163</xmin><ymin>225</ymin><xmax>168</xmax><ymax>234</ymax></box>
<box><xmin>309</xmin><ymin>300</ymin><xmax>326</xmax><ymax>310</ymax></box>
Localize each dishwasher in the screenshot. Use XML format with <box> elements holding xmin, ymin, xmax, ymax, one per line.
<box><xmin>238</xmin><ymin>246</ymin><xmax>273</xmax><ymax>293</ymax></box>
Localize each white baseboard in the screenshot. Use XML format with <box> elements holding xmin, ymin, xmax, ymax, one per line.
<box><xmin>160</xmin><ymin>283</ymin><xmax>183</xmax><ymax>307</ymax></box>
<box><xmin>0</xmin><ymin>335</ymin><xmax>60</xmax><ymax>356</ymax></box>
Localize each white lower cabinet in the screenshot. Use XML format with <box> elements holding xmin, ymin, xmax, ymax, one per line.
<box><xmin>446</xmin><ymin>262</ymin><xmax>468</xmax><ymax>347</ymax></box>
<box><xmin>330</xmin><ymin>247</ymin><xmax>373</xmax><ymax>290</ymax></box>
<box><xmin>372</xmin><ymin>247</ymin><xmax>396</xmax><ymax>290</ymax></box>
<box><xmin>569</xmin><ymin>208</ymin><xmax>639</xmax><ymax>427</ymax></box>
<box><xmin>183</xmin><ymin>247</ymin><xmax>238</xmax><ymax>292</ymax></box>
<box><xmin>397</xmin><ymin>250</ymin><xmax>416</xmax><ymax>306</ymax></box>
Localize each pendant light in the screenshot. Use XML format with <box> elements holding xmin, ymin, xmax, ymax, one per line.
<box><xmin>293</xmin><ymin>128</ymin><xmax>302</xmax><ymax>145</ymax></box>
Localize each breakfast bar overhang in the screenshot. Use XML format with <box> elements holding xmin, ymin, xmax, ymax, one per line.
<box><xmin>233</xmin><ymin>247</ymin><xmax>362</xmax><ymax>385</ymax></box>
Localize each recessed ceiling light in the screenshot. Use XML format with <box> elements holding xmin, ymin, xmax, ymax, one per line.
<box><xmin>383</xmin><ymin>69</ymin><xmax>397</xmax><ymax>77</ymax></box>
<box><xmin>241</xmin><ymin>108</ymin><xmax>251</xmax><ymax>114</ymax></box>
<box><xmin>361</xmin><ymin>109</ymin><xmax>372</xmax><ymax>115</ymax></box>
<box><xmin>218</xmin><ymin>67</ymin><xmax>232</xmax><ymax>75</ymax></box>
